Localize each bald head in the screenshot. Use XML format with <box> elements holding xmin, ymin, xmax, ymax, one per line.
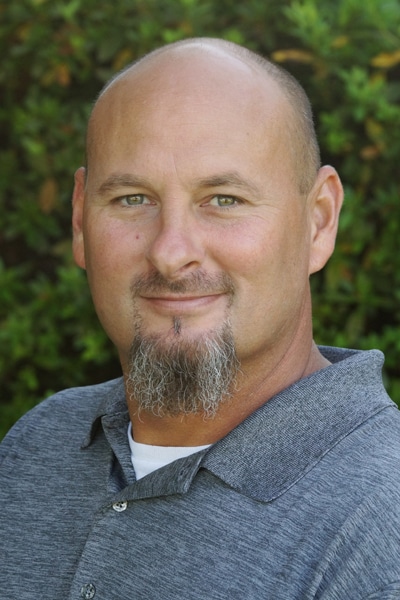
<box><xmin>86</xmin><ymin>38</ymin><xmax>321</xmax><ymax>195</ymax></box>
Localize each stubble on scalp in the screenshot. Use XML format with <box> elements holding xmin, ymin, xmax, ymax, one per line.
<box><xmin>125</xmin><ymin>271</ymin><xmax>240</xmax><ymax>419</ymax></box>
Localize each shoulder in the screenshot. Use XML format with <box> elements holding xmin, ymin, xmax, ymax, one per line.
<box><xmin>0</xmin><ymin>377</ymin><xmax>124</xmax><ymax>464</ymax></box>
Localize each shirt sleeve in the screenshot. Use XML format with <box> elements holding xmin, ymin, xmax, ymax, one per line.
<box><xmin>366</xmin><ymin>582</ymin><xmax>400</xmax><ymax>599</ymax></box>
<box><xmin>0</xmin><ymin>409</ymin><xmax>34</xmax><ymax>465</ymax></box>
<box><xmin>316</xmin><ymin>490</ymin><xmax>400</xmax><ymax>600</ymax></box>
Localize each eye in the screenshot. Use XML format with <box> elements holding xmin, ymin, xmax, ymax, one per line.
<box><xmin>208</xmin><ymin>195</ymin><xmax>240</xmax><ymax>207</ymax></box>
<box><xmin>117</xmin><ymin>194</ymin><xmax>151</xmax><ymax>206</ymax></box>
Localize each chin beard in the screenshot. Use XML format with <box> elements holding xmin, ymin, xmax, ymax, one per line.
<box><xmin>126</xmin><ymin>321</ymin><xmax>240</xmax><ymax>419</ymax></box>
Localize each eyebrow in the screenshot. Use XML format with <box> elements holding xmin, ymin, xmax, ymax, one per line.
<box><xmin>193</xmin><ymin>172</ymin><xmax>260</xmax><ymax>195</ymax></box>
<box><xmin>96</xmin><ymin>173</ymin><xmax>150</xmax><ymax>196</ymax></box>
<box><xmin>96</xmin><ymin>170</ymin><xmax>260</xmax><ymax>196</ymax></box>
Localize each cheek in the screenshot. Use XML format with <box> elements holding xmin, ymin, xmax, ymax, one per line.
<box><xmin>82</xmin><ymin>221</ymin><xmax>146</xmax><ymax>353</ymax></box>
<box><xmin>216</xmin><ymin>218</ymin><xmax>310</xmax><ymax>306</ymax></box>
<box><xmin>83</xmin><ymin>219</ymin><xmax>146</xmax><ymax>292</ymax></box>
<box><xmin>213</xmin><ymin>221</ymin><xmax>280</xmax><ymax>283</ymax></box>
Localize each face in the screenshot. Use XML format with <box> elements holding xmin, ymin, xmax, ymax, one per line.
<box><xmin>73</xmin><ymin>50</ymin><xmax>333</xmax><ymax>378</ymax></box>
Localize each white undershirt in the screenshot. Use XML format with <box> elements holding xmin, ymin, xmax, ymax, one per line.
<box><xmin>127</xmin><ymin>423</ymin><xmax>212</xmax><ymax>480</ymax></box>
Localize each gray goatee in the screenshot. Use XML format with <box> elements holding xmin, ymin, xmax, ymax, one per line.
<box><xmin>126</xmin><ymin>270</ymin><xmax>239</xmax><ymax>418</ymax></box>
<box><xmin>126</xmin><ymin>321</ymin><xmax>239</xmax><ymax>418</ymax></box>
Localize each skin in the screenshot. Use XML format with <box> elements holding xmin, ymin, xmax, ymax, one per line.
<box><xmin>72</xmin><ymin>43</ymin><xmax>343</xmax><ymax>446</ymax></box>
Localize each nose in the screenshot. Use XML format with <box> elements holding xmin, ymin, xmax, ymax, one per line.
<box><xmin>146</xmin><ymin>203</ymin><xmax>205</xmax><ymax>279</ymax></box>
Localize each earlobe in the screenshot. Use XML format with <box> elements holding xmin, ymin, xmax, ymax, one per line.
<box><xmin>72</xmin><ymin>166</ymin><xmax>87</xmax><ymax>270</ymax></box>
<box><xmin>308</xmin><ymin>165</ymin><xmax>344</xmax><ymax>275</ymax></box>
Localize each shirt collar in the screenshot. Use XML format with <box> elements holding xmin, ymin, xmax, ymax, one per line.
<box><xmin>202</xmin><ymin>347</ymin><xmax>393</xmax><ymax>501</ymax></box>
<box><xmin>81</xmin><ymin>377</ymin><xmax>128</xmax><ymax>449</ymax></box>
<box><xmin>82</xmin><ymin>347</ymin><xmax>394</xmax><ymax>502</ymax></box>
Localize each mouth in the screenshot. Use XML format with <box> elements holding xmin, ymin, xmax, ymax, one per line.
<box><xmin>132</xmin><ymin>271</ymin><xmax>235</xmax><ymax>322</ymax></box>
<box><xmin>140</xmin><ymin>293</ymin><xmax>225</xmax><ymax>314</ymax></box>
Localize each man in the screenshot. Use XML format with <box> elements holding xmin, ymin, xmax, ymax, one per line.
<box><xmin>1</xmin><ymin>38</ymin><xmax>400</xmax><ymax>599</ymax></box>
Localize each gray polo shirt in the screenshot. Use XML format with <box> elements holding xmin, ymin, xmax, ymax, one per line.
<box><xmin>1</xmin><ymin>347</ymin><xmax>400</xmax><ymax>599</ymax></box>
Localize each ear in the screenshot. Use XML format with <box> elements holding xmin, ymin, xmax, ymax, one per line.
<box><xmin>72</xmin><ymin>166</ymin><xmax>87</xmax><ymax>270</ymax></box>
<box><xmin>308</xmin><ymin>165</ymin><xmax>344</xmax><ymax>275</ymax></box>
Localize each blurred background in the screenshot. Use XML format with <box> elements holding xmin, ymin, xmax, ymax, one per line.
<box><xmin>1</xmin><ymin>0</ymin><xmax>399</xmax><ymax>439</ymax></box>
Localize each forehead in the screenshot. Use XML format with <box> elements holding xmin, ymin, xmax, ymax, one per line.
<box><xmin>86</xmin><ymin>48</ymin><xmax>293</xmax><ymax>184</ymax></box>
<box><xmin>93</xmin><ymin>48</ymin><xmax>288</xmax><ymax>128</ymax></box>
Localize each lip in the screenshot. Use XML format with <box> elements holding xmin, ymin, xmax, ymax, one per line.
<box><xmin>140</xmin><ymin>293</ymin><xmax>225</xmax><ymax>314</ymax></box>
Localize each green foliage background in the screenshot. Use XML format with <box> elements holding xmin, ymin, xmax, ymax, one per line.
<box><xmin>1</xmin><ymin>0</ymin><xmax>400</xmax><ymax>439</ymax></box>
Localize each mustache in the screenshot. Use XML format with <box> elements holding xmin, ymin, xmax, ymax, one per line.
<box><xmin>130</xmin><ymin>270</ymin><xmax>235</xmax><ymax>297</ymax></box>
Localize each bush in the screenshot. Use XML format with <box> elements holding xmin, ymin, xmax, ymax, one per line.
<box><xmin>1</xmin><ymin>0</ymin><xmax>399</xmax><ymax>439</ymax></box>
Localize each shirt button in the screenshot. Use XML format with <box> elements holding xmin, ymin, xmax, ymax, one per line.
<box><xmin>112</xmin><ymin>500</ymin><xmax>128</xmax><ymax>512</ymax></box>
<box><xmin>80</xmin><ymin>583</ymin><xmax>96</xmax><ymax>599</ymax></box>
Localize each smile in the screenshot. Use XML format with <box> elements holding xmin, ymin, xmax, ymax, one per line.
<box><xmin>140</xmin><ymin>293</ymin><xmax>225</xmax><ymax>314</ymax></box>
